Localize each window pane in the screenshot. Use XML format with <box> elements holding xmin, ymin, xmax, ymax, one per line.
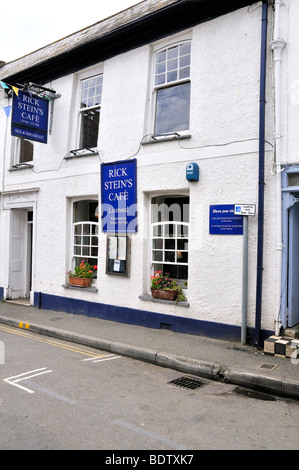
<box><xmin>156</xmin><ymin>62</ymin><xmax>166</xmax><ymax>74</ymax></box>
<box><xmin>81</xmin><ymin>109</ymin><xmax>100</xmax><ymax>148</ymax></box>
<box><xmin>20</xmin><ymin>139</ymin><xmax>34</xmax><ymax>163</ymax></box>
<box><xmin>179</xmin><ymin>67</ymin><xmax>190</xmax><ymax>80</ymax></box>
<box><xmin>153</xmin><ymin>225</ymin><xmax>162</xmax><ymax>237</ymax></box>
<box><xmin>165</xmin><ymin>224</ymin><xmax>175</xmax><ymax>237</ymax></box>
<box><xmin>80</xmin><ymin>75</ymin><xmax>102</xmax><ymax>109</ymax></box>
<box><xmin>177</xmin><ymin>251</ymin><xmax>188</xmax><ymax>263</ymax></box>
<box><xmin>153</xmin><ymin>239</ymin><xmax>163</xmax><ymax>249</ymax></box>
<box><xmin>155</xmin><ymin>82</ymin><xmax>190</xmax><ymax>134</ymax></box>
<box><xmin>74</xmin><ymin>246</ymin><xmax>81</xmax><ymax>255</ymax></box>
<box><xmin>165</xmin><ymin>239</ymin><xmax>175</xmax><ymax>249</ymax></box>
<box><xmin>178</xmin><ymin>224</ymin><xmax>188</xmax><ymax>237</ymax></box>
<box><xmin>167</xmin><ymin>70</ymin><xmax>177</xmax><ymax>83</ymax></box>
<box><xmin>180</xmin><ymin>42</ymin><xmax>191</xmax><ymax>56</ymax></box>
<box><xmin>167</xmin><ymin>58</ymin><xmax>178</xmax><ymax>71</ymax></box>
<box><xmin>155</xmin><ymin>74</ymin><xmax>165</xmax><ymax>86</ymax></box>
<box><xmin>180</xmin><ymin>55</ymin><xmax>190</xmax><ymax>68</ymax></box>
<box><xmin>177</xmin><ymin>239</ymin><xmax>188</xmax><ymax>250</ymax></box>
<box><xmin>165</xmin><ymin>251</ymin><xmax>175</xmax><ymax>262</ymax></box>
<box><xmin>153</xmin><ymin>251</ymin><xmax>163</xmax><ymax>261</ymax></box>
<box><xmin>156</xmin><ymin>50</ymin><xmax>166</xmax><ymax>63</ymax></box>
<box><xmin>168</xmin><ymin>46</ymin><xmax>179</xmax><ymax>59</ymax></box>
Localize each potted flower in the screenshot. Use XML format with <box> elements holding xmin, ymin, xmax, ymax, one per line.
<box><xmin>150</xmin><ymin>271</ymin><xmax>185</xmax><ymax>302</ymax></box>
<box><xmin>67</xmin><ymin>261</ymin><xmax>97</xmax><ymax>288</ymax></box>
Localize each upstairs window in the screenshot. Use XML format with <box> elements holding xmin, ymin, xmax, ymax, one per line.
<box><xmin>79</xmin><ymin>75</ymin><xmax>103</xmax><ymax>149</ymax></box>
<box><xmin>12</xmin><ymin>138</ymin><xmax>34</xmax><ymax>167</ymax></box>
<box><xmin>154</xmin><ymin>41</ymin><xmax>191</xmax><ymax>135</ymax></box>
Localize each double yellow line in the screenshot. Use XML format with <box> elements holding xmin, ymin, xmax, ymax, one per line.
<box><xmin>0</xmin><ymin>323</ymin><xmax>105</xmax><ymax>358</ymax></box>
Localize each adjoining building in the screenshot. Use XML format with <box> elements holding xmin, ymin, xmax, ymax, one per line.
<box><xmin>0</xmin><ymin>0</ymin><xmax>296</xmax><ymax>349</ymax></box>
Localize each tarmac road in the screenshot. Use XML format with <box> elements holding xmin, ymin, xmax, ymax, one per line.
<box><xmin>0</xmin><ymin>301</ymin><xmax>299</xmax><ymax>400</ymax></box>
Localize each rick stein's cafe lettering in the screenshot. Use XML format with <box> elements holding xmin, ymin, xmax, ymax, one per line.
<box><xmin>104</xmin><ymin>166</ymin><xmax>133</xmax><ymax>208</ymax></box>
<box><xmin>18</xmin><ymin>94</ymin><xmax>44</xmax><ymax>124</ymax></box>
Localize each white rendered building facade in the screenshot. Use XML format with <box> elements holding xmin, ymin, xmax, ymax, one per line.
<box><xmin>0</xmin><ymin>0</ymin><xmax>293</xmax><ymax>346</ymax></box>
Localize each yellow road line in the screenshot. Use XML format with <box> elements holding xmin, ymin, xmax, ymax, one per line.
<box><xmin>0</xmin><ymin>324</ymin><xmax>106</xmax><ymax>358</ymax></box>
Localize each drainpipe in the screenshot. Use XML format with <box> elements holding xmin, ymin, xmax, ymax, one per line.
<box><xmin>270</xmin><ymin>0</ymin><xmax>286</xmax><ymax>336</ymax></box>
<box><xmin>254</xmin><ymin>0</ymin><xmax>268</xmax><ymax>347</ymax></box>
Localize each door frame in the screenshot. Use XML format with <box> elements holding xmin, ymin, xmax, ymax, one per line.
<box><xmin>281</xmin><ymin>166</ymin><xmax>299</xmax><ymax>329</ymax></box>
<box><xmin>2</xmin><ymin>189</ymin><xmax>38</xmax><ymax>305</ymax></box>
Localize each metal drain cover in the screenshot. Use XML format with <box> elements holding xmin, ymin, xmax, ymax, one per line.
<box><xmin>258</xmin><ymin>363</ymin><xmax>277</xmax><ymax>371</ymax></box>
<box><xmin>168</xmin><ymin>376</ymin><xmax>204</xmax><ymax>390</ymax></box>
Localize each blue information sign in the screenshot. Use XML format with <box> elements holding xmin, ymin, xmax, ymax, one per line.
<box><xmin>11</xmin><ymin>90</ymin><xmax>49</xmax><ymax>144</ymax></box>
<box><xmin>101</xmin><ymin>159</ymin><xmax>137</xmax><ymax>233</ymax></box>
<box><xmin>209</xmin><ymin>204</ymin><xmax>243</xmax><ymax>235</ymax></box>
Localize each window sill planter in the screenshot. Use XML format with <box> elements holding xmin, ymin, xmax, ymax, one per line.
<box><xmin>151</xmin><ymin>288</ymin><xmax>177</xmax><ymax>302</ymax></box>
<box><xmin>68</xmin><ymin>277</ymin><xmax>91</xmax><ymax>288</ymax></box>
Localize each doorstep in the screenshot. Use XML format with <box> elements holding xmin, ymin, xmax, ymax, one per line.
<box><xmin>264</xmin><ymin>335</ymin><xmax>299</xmax><ymax>358</ymax></box>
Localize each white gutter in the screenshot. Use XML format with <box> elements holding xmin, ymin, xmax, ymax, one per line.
<box><xmin>270</xmin><ymin>0</ymin><xmax>286</xmax><ymax>336</ymax></box>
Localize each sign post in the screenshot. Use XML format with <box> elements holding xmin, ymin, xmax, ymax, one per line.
<box><xmin>234</xmin><ymin>204</ymin><xmax>256</xmax><ymax>344</ymax></box>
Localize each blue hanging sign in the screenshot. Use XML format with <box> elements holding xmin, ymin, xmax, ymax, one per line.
<box><xmin>101</xmin><ymin>159</ymin><xmax>137</xmax><ymax>233</ymax></box>
<box><xmin>11</xmin><ymin>90</ymin><xmax>49</xmax><ymax>144</ymax></box>
<box><xmin>209</xmin><ymin>204</ymin><xmax>243</xmax><ymax>235</ymax></box>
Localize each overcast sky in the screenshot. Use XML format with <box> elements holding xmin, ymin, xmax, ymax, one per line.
<box><xmin>0</xmin><ymin>0</ymin><xmax>141</xmax><ymax>63</ymax></box>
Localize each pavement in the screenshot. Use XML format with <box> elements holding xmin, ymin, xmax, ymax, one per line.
<box><xmin>0</xmin><ymin>300</ymin><xmax>299</xmax><ymax>400</ymax></box>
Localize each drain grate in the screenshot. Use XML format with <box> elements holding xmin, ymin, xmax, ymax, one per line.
<box><xmin>168</xmin><ymin>376</ymin><xmax>204</xmax><ymax>390</ymax></box>
<box><xmin>258</xmin><ymin>363</ymin><xmax>278</xmax><ymax>371</ymax></box>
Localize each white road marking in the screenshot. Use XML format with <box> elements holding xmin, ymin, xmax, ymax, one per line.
<box><xmin>3</xmin><ymin>367</ymin><xmax>52</xmax><ymax>394</ymax></box>
<box><xmin>82</xmin><ymin>354</ymin><xmax>120</xmax><ymax>363</ymax></box>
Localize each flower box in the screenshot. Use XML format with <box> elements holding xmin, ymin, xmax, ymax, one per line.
<box><xmin>151</xmin><ymin>288</ymin><xmax>177</xmax><ymax>301</ymax></box>
<box><xmin>69</xmin><ymin>277</ymin><xmax>91</xmax><ymax>288</ymax></box>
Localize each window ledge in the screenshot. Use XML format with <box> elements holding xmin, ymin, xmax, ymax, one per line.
<box><xmin>9</xmin><ymin>163</ymin><xmax>34</xmax><ymax>171</ymax></box>
<box><xmin>142</xmin><ymin>133</ymin><xmax>191</xmax><ymax>145</ymax></box>
<box><xmin>64</xmin><ymin>148</ymin><xmax>98</xmax><ymax>159</ymax></box>
<box><xmin>62</xmin><ymin>284</ymin><xmax>98</xmax><ymax>292</ymax></box>
<box><xmin>139</xmin><ymin>294</ymin><xmax>189</xmax><ymax>307</ymax></box>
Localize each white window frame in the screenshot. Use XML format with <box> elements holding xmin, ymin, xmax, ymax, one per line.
<box><xmin>152</xmin><ymin>221</ymin><xmax>189</xmax><ymax>264</ymax></box>
<box><xmin>11</xmin><ymin>137</ymin><xmax>34</xmax><ymax>167</ymax></box>
<box><xmin>150</xmin><ymin>194</ymin><xmax>189</xmax><ymax>289</ymax></box>
<box><xmin>71</xmin><ymin>199</ymin><xmax>99</xmax><ymax>271</ymax></box>
<box><xmin>73</xmin><ymin>66</ymin><xmax>104</xmax><ymax>151</ymax></box>
<box><xmin>150</xmin><ymin>35</ymin><xmax>192</xmax><ymax>138</ymax></box>
<box><xmin>73</xmin><ymin>221</ymin><xmax>99</xmax><ymax>265</ymax></box>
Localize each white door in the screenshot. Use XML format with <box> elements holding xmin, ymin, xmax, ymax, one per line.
<box><xmin>8</xmin><ymin>210</ymin><xmax>28</xmax><ymax>299</ymax></box>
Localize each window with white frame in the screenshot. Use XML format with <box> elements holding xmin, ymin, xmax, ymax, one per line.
<box><xmin>151</xmin><ymin>195</ymin><xmax>189</xmax><ymax>288</ymax></box>
<box><xmin>12</xmin><ymin>137</ymin><xmax>34</xmax><ymax>166</ymax></box>
<box><xmin>153</xmin><ymin>41</ymin><xmax>191</xmax><ymax>135</ymax></box>
<box><xmin>72</xmin><ymin>200</ymin><xmax>98</xmax><ymax>270</ymax></box>
<box><xmin>79</xmin><ymin>74</ymin><xmax>103</xmax><ymax>149</ymax></box>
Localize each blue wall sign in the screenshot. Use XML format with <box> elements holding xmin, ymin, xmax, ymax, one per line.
<box><xmin>101</xmin><ymin>159</ymin><xmax>137</xmax><ymax>233</ymax></box>
<box><xmin>209</xmin><ymin>204</ymin><xmax>243</xmax><ymax>235</ymax></box>
<box><xmin>11</xmin><ymin>90</ymin><xmax>49</xmax><ymax>144</ymax></box>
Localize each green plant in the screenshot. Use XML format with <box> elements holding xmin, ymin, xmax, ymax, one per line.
<box><xmin>150</xmin><ymin>271</ymin><xmax>186</xmax><ymax>302</ymax></box>
<box><xmin>67</xmin><ymin>261</ymin><xmax>97</xmax><ymax>279</ymax></box>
